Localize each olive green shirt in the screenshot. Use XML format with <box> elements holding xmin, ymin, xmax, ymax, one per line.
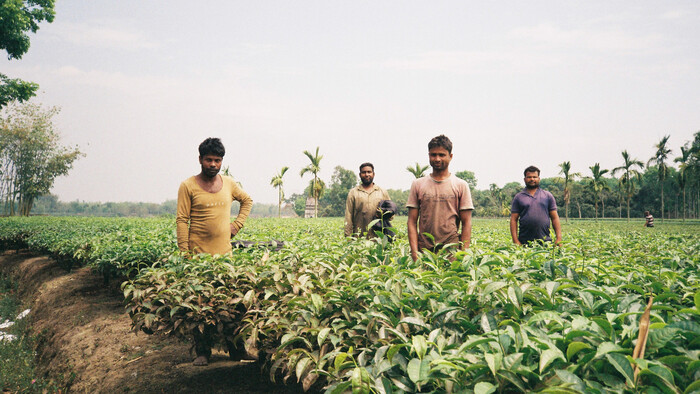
<box><xmin>344</xmin><ymin>184</ymin><xmax>390</xmax><ymax>238</ymax></box>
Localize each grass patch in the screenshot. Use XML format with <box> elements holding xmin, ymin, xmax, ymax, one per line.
<box><xmin>0</xmin><ymin>274</ymin><xmax>57</xmax><ymax>393</ymax></box>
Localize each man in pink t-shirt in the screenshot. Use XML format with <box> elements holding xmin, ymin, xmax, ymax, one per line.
<box><xmin>407</xmin><ymin>135</ymin><xmax>474</xmax><ymax>261</ymax></box>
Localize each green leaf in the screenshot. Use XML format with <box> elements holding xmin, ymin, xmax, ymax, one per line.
<box><xmin>481</xmin><ymin>313</ymin><xmax>497</xmax><ymax>333</ymax></box>
<box><xmin>311</xmin><ymin>293</ymin><xmax>323</xmax><ymax>312</ymax></box>
<box><xmin>400</xmin><ymin>316</ymin><xmax>429</xmax><ymax>329</ymax></box>
<box><xmin>649</xmin><ymin>365</ymin><xmax>675</xmax><ymax>386</ymax></box>
<box><xmin>540</xmin><ymin>348</ymin><xmax>565</xmax><ymax>373</ymax></box>
<box><xmin>296</xmin><ymin>357</ymin><xmax>311</xmax><ymax>382</ymax></box>
<box><xmin>668</xmin><ymin>320</ymin><xmax>700</xmax><ymax>334</ymax></box>
<box><xmin>543</xmin><ymin>260</ymin><xmax>555</xmax><ymax>277</ymax></box>
<box><xmin>687</xmin><ymin>360</ymin><xmax>700</xmax><ymax>376</ymax></box>
<box><xmin>474</xmin><ymin>381</ymin><xmax>496</xmax><ymax>394</ymax></box>
<box><xmin>648</xmin><ymin>327</ymin><xmax>680</xmax><ymax>349</ymax></box>
<box><xmin>507</xmin><ymin>285</ymin><xmax>522</xmax><ymax>309</ymax></box>
<box><xmin>555</xmin><ymin>369</ymin><xmax>585</xmax><ymax>392</ymax></box>
<box><xmin>595</xmin><ymin>342</ymin><xmax>624</xmax><ymax>359</ymax></box>
<box><xmin>566</xmin><ymin>341</ymin><xmax>592</xmax><ymax>361</ymax></box>
<box><xmin>565</xmin><ymin>330</ymin><xmax>596</xmax><ymax>342</ymax></box>
<box><xmin>606</xmin><ymin>353</ymin><xmax>635</xmax><ymax>387</ymax></box>
<box><xmin>317</xmin><ymin>327</ymin><xmax>331</xmax><ymax>346</ymax></box>
<box><xmin>695</xmin><ymin>290</ymin><xmax>700</xmax><ymax>311</ymax></box>
<box><xmin>407</xmin><ymin>358</ymin><xmax>429</xmax><ymax>384</ymax></box>
<box><xmin>638</xmin><ymin>368</ymin><xmax>680</xmax><ymax>394</ymax></box>
<box><xmin>592</xmin><ymin>317</ymin><xmax>614</xmax><ymax>338</ymax></box>
<box><xmin>374</xmin><ymin>376</ymin><xmax>393</xmax><ymax>394</ymax></box>
<box><xmin>528</xmin><ymin>311</ymin><xmax>564</xmax><ymax>326</ymax></box>
<box><xmin>387</xmin><ymin>344</ymin><xmax>407</xmax><ymax>362</ymax></box>
<box><xmin>483</xmin><ymin>281</ymin><xmax>508</xmax><ymax>296</ymax></box>
<box><xmin>684</xmin><ymin>380</ymin><xmax>700</xmax><ymax>394</ymax></box>
<box><xmin>412</xmin><ymin>335</ymin><xmax>427</xmax><ymax>360</ymax></box>
<box><xmin>334</xmin><ymin>353</ymin><xmax>348</xmax><ymax>372</ymax></box>
<box><xmin>485</xmin><ymin>352</ymin><xmax>503</xmax><ymax>377</ymax></box>
<box><xmin>351</xmin><ymin>367</ymin><xmax>363</xmax><ymax>392</ymax></box>
<box><xmin>497</xmin><ymin>370</ymin><xmax>528</xmax><ymax>392</ymax></box>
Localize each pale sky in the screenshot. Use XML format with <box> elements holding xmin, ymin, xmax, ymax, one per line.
<box><xmin>3</xmin><ymin>1</ymin><xmax>699</xmax><ymax>204</ymax></box>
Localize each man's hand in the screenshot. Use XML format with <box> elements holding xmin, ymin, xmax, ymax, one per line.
<box><xmin>230</xmin><ymin>223</ymin><xmax>239</xmax><ymax>237</ymax></box>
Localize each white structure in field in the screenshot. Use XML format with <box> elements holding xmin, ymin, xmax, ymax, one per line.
<box><xmin>304</xmin><ymin>197</ymin><xmax>316</xmax><ymax>218</ymax></box>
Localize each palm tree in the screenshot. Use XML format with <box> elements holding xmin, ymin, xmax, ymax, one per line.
<box><xmin>406</xmin><ymin>162</ymin><xmax>429</xmax><ymax>179</ymax></box>
<box><xmin>674</xmin><ymin>145</ymin><xmax>692</xmax><ymax>221</ymax></box>
<box><xmin>300</xmin><ymin>147</ymin><xmax>323</xmax><ymax>218</ymax></box>
<box><xmin>587</xmin><ymin>163</ymin><xmax>610</xmax><ymax>221</ymax></box>
<box><xmin>612</xmin><ymin>150</ymin><xmax>644</xmax><ymax>221</ymax></box>
<box><xmin>270</xmin><ymin>166</ymin><xmax>289</xmax><ymax>218</ymax></box>
<box><xmin>647</xmin><ymin>135</ymin><xmax>672</xmax><ymax>222</ymax></box>
<box><xmin>558</xmin><ymin>161</ymin><xmax>581</xmax><ymax>223</ymax></box>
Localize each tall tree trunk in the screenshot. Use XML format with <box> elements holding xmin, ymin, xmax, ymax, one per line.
<box><xmin>682</xmin><ymin>187</ymin><xmax>686</xmax><ymax>221</ymax></box>
<box><xmin>660</xmin><ymin>185</ymin><xmax>664</xmax><ymax>223</ymax></box>
<box><xmin>313</xmin><ymin>175</ymin><xmax>318</xmax><ymax>218</ymax></box>
<box><xmin>594</xmin><ymin>195</ymin><xmax>598</xmax><ymax>221</ymax></box>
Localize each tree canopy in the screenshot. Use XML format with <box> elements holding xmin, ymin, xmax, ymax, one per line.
<box><xmin>0</xmin><ymin>101</ymin><xmax>82</xmax><ymax>215</ymax></box>
<box><xmin>0</xmin><ymin>0</ymin><xmax>55</xmax><ymax>107</ymax></box>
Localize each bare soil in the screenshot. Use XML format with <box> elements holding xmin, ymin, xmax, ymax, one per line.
<box><xmin>0</xmin><ymin>251</ymin><xmax>307</xmax><ymax>393</ymax></box>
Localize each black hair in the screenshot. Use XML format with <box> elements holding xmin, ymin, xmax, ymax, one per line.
<box><xmin>359</xmin><ymin>162</ymin><xmax>374</xmax><ymax>171</ymax></box>
<box><xmin>428</xmin><ymin>134</ymin><xmax>453</xmax><ymax>154</ymax></box>
<box><xmin>524</xmin><ymin>165</ymin><xmax>540</xmax><ymax>176</ymax></box>
<box><xmin>199</xmin><ymin>138</ymin><xmax>225</xmax><ymax>157</ymax></box>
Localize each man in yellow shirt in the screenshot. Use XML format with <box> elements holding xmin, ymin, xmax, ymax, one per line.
<box><xmin>176</xmin><ymin>138</ymin><xmax>253</xmax><ymax>255</ymax></box>
<box><xmin>344</xmin><ymin>162</ymin><xmax>391</xmax><ymax>238</ymax></box>
<box><xmin>175</xmin><ymin>137</ymin><xmax>253</xmax><ymax>365</ymax></box>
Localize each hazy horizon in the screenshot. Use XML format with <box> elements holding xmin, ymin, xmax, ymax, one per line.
<box><xmin>2</xmin><ymin>1</ymin><xmax>698</xmax><ymax>204</ymax></box>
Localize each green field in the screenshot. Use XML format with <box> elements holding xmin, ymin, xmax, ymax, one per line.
<box><xmin>0</xmin><ymin>217</ymin><xmax>699</xmax><ymax>393</ymax></box>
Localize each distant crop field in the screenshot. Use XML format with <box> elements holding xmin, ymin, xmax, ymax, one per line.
<box><xmin>1</xmin><ymin>217</ymin><xmax>699</xmax><ymax>393</ymax></box>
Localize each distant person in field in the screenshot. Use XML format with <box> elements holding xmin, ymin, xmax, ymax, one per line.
<box><xmin>176</xmin><ymin>137</ymin><xmax>253</xmax><ymax>366</ymax></box>
<box><xmin>407</xmin><ymin>135</ymin><xmax>474</xmax><ymax>261</ymax></box>
<box><xmin>509</xmin><ymin>165</ymin><xmax>562</xmax><ymax>246</ymax></box>
<box><xmin>344</xmin><ymin>162</ymin><xmax>391</xmax><ymax>238</ymax></box>
<box><xmin>644</xmin><ymin>211</ymin><xmax>654</xmax><ymax>227</ymax></box>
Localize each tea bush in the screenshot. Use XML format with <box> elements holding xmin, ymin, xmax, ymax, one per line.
<box><xmin>1</xmin><ymin>217</ymin><xmax>699</xmax><ymax>392</ymax></box>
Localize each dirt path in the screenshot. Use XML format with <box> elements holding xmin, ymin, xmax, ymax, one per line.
<box><xmin>0</xmin><ymin>251</ymin><xmax>307</xmax><ymax>393</ymax></box>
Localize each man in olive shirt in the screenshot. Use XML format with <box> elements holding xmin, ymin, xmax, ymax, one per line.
<box><xmin>344</xmin><ymin>162</ymin><xmax>391</xmax><ymax>238</ymax></box>
<box><xmin>176</xmin><ymin>137</ymin><xmax>253</xmax><ymax>366</ymax></box>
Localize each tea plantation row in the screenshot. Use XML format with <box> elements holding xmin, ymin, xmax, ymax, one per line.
<box><xmin>0</xmin><ymin>217</ymin><xmax>698</xmax><ymax>393</ymax></box>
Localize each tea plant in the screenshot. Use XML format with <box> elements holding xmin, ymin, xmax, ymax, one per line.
<box><xmin>1</xmin><ymin>217</ymin><xmax>699</xmax><ymax>392</ymax></box>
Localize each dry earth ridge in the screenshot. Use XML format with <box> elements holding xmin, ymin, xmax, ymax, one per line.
<box><xmin>0</xmin><ymin>250</ymin><xmax>308</xmax><ymax>393</ymax></box>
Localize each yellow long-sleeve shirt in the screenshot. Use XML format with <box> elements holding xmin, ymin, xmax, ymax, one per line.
<box><xmin>176</xmin><ymin>175</ymin><xmax>253</xmax><ymax>255</ymax></box>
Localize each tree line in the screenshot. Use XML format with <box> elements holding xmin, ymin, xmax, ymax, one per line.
<box><xmin>282</xmin><ymin>134</ymin><xmax>699</xmax><ymax>221</ymax></box>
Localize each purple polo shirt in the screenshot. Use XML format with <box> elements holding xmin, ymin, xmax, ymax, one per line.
<box><xmin>510</xmin><ymin>188</ymin><xmax>557</xmax><ymax>243</ymax></box>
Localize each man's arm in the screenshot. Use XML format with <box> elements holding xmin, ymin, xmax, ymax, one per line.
<box><xmin>407</xmin><ymin>207</ymin><xmax>420</xmax><ymax>261</ymax></box>
<box><xmin>343</xmin><ymin>191</ymin><xmax>355</xmax><ymax>237</ymax></box>
<box><xmin>549</xmin><ymin>210</ymin><xmax>562</xmax><ymax>245</ymax></box>
<box><xmin>459</xmin><ymin>209</ymin><xmax>472</xmax><ymax>249</ymax></box>
<box><xmin>509</xmin><ymin>213</ymin><xmax>521</xmax><ymax>246</ymax></box>
<box><xmin>175</xmin><ymin>182</ymin><xmax>191</xmax><ymax>252</ymax></box>
<box><xmin>231</xmin><ymin>186</ymin><xmax>253</xmax><ymax>237</ymax></box>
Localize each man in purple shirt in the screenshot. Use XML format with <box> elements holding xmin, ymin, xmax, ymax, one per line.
<box><xmin>510</xmin><ymin>166</ymin><xmax>562</xmax><ymax>246</ymax></box>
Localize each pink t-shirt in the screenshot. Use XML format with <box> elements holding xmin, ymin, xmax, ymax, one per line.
<box><xmin>407</xmin><ymin>174</ymin><xmax>474</xmax><ymax>250</ymax></box>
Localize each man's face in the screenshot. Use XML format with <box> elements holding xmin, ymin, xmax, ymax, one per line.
<box><xmin>359</xmin><ymin>166</ymin><xmax>374</xmax><ymax>186</ymax></box>
<box><xmin>429</xmin><ymin>146</ymin><xmax>452</xmax><ymax>171</ymax></box>
<box><xmin>524</xmin><ymin>171</ymin><xmax>540</xmax><ymax>189</ymax></box>
<box><xmin>199</xmin><ymin>154</ymin><xmax>223</xmax><ymax>178</ymax></box>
